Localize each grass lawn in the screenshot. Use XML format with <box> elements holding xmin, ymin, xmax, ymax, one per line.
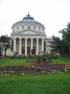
<box><xmin>0</xmin><ymin>58</ymin><xmax>30</xmax><ymax>66</ymax></box>
<box><xmin>0</xmin><ymin>57</ymin><xmax>70</xmax><ymax>66</ymax></box>
<box><xmin>52</xmin><ymin>57</ymin><xmax>70</xmax><ymax>64</ymax></box>
<box><xmin>0</xmin><ymin>73</ymin><xmax>70</xmax><ymax>94</ymax></box>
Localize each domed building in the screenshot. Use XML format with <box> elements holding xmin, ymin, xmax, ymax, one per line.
<box><xmin>11</xmin><ymin>13</ymin><xmax>51</xmax><ymax>56</ymax></box>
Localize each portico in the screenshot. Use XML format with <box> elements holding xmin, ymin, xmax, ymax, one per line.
<box><xmin>13</xmin><ymin>37</ymin><xmax>45</xmax><ymax>55</ymax></box>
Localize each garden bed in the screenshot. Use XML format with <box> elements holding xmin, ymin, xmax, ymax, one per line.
<box><xmin>0</xmin><ymin>62</ymin><xmax>70</xmax><ymax>75</ymax></box>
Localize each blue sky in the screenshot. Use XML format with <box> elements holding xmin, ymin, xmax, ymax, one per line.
<box><xmin>0</xmin><ymin>0</ymin><xmax>70</xmax><ymax>37</ymax></box>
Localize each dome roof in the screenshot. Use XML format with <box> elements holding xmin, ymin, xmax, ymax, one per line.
<box><xmin>23</xmin><ymin>12</ymin><xmax>34</xmax><ymax>21</ymax></box>
<box><xmin>12</xmin><ymin>13</ymin><xmax>45</xmax><ymax>28</ymax></box>
<box><xmin>12</xmin><ymin>13</ymin><xmax>45</xmax><ymax>35</ymax></box>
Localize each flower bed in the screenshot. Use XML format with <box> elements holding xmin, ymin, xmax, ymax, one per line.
<box><xmin>0</xmin><ymin>62</ymin><xmax>70</xmax><ymax>75</ymax></box>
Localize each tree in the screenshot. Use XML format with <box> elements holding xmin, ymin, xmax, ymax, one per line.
<box><xmin>50</xmin><ymin>36</ymin><xmax>63</xmax><ymax>55</ymax></box>
<box><xmin>59</xmin><ymin>22</ymin><xmax>70</xmax><ymax>56</ymax></box>
<box><xmin>50</xmin><ymin>23</ymin><xmax>70</xmax><ymax>56</ymax></box>
<box><xmin>50</xmin><ymin>36</ymin><xmax>70</xmax><ymax>56</ymax></box>
<box><xmin>0</xmin><ymin>46</ymin><xmax>2</xmax><ymax>57</ymax></box>
<box><xmin>0</xmin><ymin>35</ymin><xmax>11</xmax><ymax>57</ymax></box>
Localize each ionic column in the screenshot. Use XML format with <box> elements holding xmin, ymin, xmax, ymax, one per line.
<box><xmin>19</xmin><ymin>38</ymin><xmax>22</xmax><ymax>55</ymax></box>
<box><xmin>42</xmin><ymin>38</ymin><xmax>44</xmax><ymax>52</ymax></box>
<box><xmin>36</xmin><ymin>38</ymin><xmax>39</xmax><ymax>55</ymax></box>
<box><xmin>31</xmin><ymin>38</ymin><xmax>33</xmax><ymax>50</ymax></box>
<box><xmin>25</xmin><ymin>38</ymin><xmax>27</xmax><ymax>55</ymax></box>
<box><xmin>13</xmin><ymin>39</ymin><xmax>16</xmax><ymax>52</ymax></box>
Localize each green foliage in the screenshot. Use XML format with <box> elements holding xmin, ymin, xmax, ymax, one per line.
<box><xmin>0</xmin><ymin>35</ymin><xmax>11</xmax><ymax>57</ymax></box>
<box><xmin>59</xmin><ymin>23</ymin><xmax>70</xmax><ymax>43</ymax></box>
<box><xmin>50</xmin><ymin>23</ymin><xmax>70</xmax><ymax>56</ymax></box>
<box><xmin>37</xmin><ymin>55</ymin><xmax>41</xmax><ymax>62</ymax></box>
<box><xmin>59</xmin><ymin>22</ymin><xmax>70</xmax><ymax>56</ymax></box>
<box><xmin>0</xmin><ymin>73</ymin><xmax>70</xmax><ymax>94</ymax></box>
<box><xmin>36</xmin><ymin>54</ymin><xmax>47</xmax><ymax>62</ymax></box>
<box><xmin>0</xmin><ymin>46</ymin><xmax>2</xmax><ymax>56</ymax></box>
<box><xmin>50</xmin><ymin>36</ymin><xmax>63</xmax><ymax>55</ymax></box>
<box><xmin>0</xmin><ymin>35</ymin><xmax>10</xmax><ymax>43</ymax></box>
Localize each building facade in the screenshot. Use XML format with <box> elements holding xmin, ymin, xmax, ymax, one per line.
<box><xmin>11</xmin><ymin>13</ymin><xmax>51</xmax><ymax>56</ymax></box>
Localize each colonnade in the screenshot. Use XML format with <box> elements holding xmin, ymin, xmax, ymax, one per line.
<box><xmin>13</xmin><ymin>38</ymin><xmax>44</xmax><ymax>55</ymax></box>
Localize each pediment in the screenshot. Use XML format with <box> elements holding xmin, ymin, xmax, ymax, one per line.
<box><xmin>16</xmin><ymin>30</ymin><xmax>40</xmax><ymax>35</ymax></box>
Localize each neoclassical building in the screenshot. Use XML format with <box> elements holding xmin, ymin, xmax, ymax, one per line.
<box><xmin>11</xmin><ymin>13</ymin><xmax>51</xmax><ymax>56</ymax></box>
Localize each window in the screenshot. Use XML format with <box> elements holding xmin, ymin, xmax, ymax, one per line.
<box><xmin>38</xmin><ymin>27</ymin><xmax>40</xmax><ymax>30</ymax></box>
<box><xmin>22</xmin><ymin>26</ymin><xmax>24</xmax><ymax>29</ymax></box>
<box><xmin>27</xmin><ymin>26</ymin><xmax>31</xmax><ymax>29</ymax></box>
<box><xmin>33</xmin><ymin>26</ymin><xmax>36</xmax><ymax>29</ymax></box>
<box><xmin>16</xmin><ymin>26</ymin><xmax>19</xmax><ymax>30</ymax></box>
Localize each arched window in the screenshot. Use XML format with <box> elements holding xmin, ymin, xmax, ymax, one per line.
<box><xmin>27</xmin><ymin>26</ymin><xmax>31</xmax><ymax>29</ymax></box>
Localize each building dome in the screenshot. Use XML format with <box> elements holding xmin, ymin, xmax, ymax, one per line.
<box><xmin>23</xmin><ymin>13</ymin><xmax>34</xmax><ymax>21</ymax></box>
<box><xmin>12</xmin><ymin>13</ymin><xmax>45</xmax><ymax>35</ymax></box>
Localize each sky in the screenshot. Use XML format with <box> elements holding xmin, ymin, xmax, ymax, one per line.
<box><xmin>0</xmin><ymin>0</ymin><xmax>70</xmax><ymax>37</ymax></box>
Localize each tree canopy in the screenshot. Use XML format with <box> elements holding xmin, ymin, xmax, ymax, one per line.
<box><xmin>59</xmin><ymin>22</ymin><xmax>70</xmax><ymax>45</ymax></box>
<box><xmin>0</xmin><ymin>35</ymin><xmax>11</xmax><ymax>57</ymax></box>
<box><xmin>0</xmin><ymin>35</ymin><xmax>10</xmax><ymax>43</ymax></box>
<box><xmin>50</xmin><ymin>22</ymin><xmax>70</xmax><ymax>56</ymax></box>
<box><xmin>50</xmin><ymin>36</ymin><xmax>63</xmax><ymax>54</ymax></box>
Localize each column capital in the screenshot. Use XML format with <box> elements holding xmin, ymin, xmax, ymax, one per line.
<box><xmin>42</xmin><ymin>38</ymin><xmax>44</xmax><ymax>40</ymax></box>
<box><xmin>19</xmin><ymin>38</ymin><xmax>22</xmax><ymax>40</ymax></box>
<box><xmin>13</xmin><ymin>38</ymin><xmax>16</xmax><ymax>40</ymax></box>
<box><xmin>36</xmin><ymin>38</ymin><xmax>39</xmax><ymax>40</ymax></box>
<box><xmin>25</xmin><ymin>38</ymin><xmax>28</xmax><ymax>40</ymax></box>
<box><xmin>31</xmin><ymin>38</ymin><xmax>33</xmax><ymax>40</ymax></box>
